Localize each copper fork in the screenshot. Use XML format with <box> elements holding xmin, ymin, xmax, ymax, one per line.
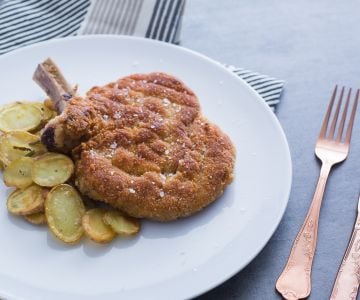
<box><xmin>276</xmin><ymin>86</ymin><xmax>359</xmax><ymax>300</ymax></box>
<box><xmin>330</xmin><ymin>194</ymin><xmax>360</xmax><ymax>300</ymax></box>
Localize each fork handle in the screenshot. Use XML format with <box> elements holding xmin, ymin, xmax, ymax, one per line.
<box><xmin>276</xmin><ymin>163</ymin><xmax>332</xmax><ymax>300</ymax></box>
<box><xmin>330</xmin><ymin>212</ymin><xmax>360</xmax><ymax>300</ymax></box>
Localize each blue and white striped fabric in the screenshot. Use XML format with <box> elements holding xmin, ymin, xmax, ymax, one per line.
<box><xmin>0</xmin><ymin>0</ymin><xmax>90</xmax><ymax>54</ymax></box>
<box><xmin>0</xmin><ymin>0</ymin><xmax>284</xmax><ymax>110</ymax></box>
<box><xmin>227</xmin><ymin>65</ymin><xmax>284</xmax><ymax>110</ymax></box>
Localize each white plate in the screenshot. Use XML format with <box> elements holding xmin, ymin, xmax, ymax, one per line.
<box><xmin>0</xmin><ymin>36</ymin><xmax>291</xmax><ymax>300</ymax></box>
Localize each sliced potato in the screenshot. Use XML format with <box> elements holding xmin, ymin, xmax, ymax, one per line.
<box><xmin>0</xmin><ymin>131</ymin><xmax>46</xmax><ymax>166</ymax></box>
<box><xmin>45</xmin><ymin>184</ymin><xmax>85</xmax><ymax>243</ymax></box>
<box><xmin>3</xmin><ymin>157</ymin><xmax>34</xmax><ymax>188</ymax></box>
<box><xmin>32</xmin><ymin>153</ymin><xmax>74</xmax><ymax>187</ymax></box>
<box><xmin>82</xmin><ymin>208</ymin><xmax>116</xmax><ymax>243</ymax></box>
<box><xmin>24</xmin><ymin>212</ymin><xmax>47</xmax><ymax>225</ymax></box>
<box><xmin>33</xmin><ymin>130</ymin><xmax>42</xmax><ymax>137</ymax></box>
<box><xmin>44</xmin><ymin>98</ymin><xmax>56</xmax><ymax>111</ymax></box>
<box><xmin>0</xmin><ymin>103</ymin><xmax>42</xmax><ymax>132</ymax></box>
<box><xmin>0</xmin><ymin>103</ymin><xmax>24</xmax><ymax>122</ymax></box>
<box><xmin>0</xmin><ymin>103</ymin><xmax>17</xmax><ymax>114</ymax></box>
<box><xmin>103</xmin><ymin>210</ymin><xmax>140</xmax><ymax>236</ymax></box>
<box><xmin>33</xmin><ymin>102</ymin><xmax>56</xmax><ymax>122</ymax></box>
<box><xmin>7</xmin><ymin>185</ymin><xmax>45</xmax><ymax>215</ymax></box>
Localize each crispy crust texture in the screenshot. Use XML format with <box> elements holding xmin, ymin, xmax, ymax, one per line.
<box><xmin>45</xmin><ymin>73</ymin><xmax>236</xmax><ymax>221</ymax></box>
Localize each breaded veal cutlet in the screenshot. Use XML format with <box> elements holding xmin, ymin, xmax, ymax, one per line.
<box><xmin>33</xmin><ymin>58</ymin><xmax>236</xmax><ymax>221</ymax></box>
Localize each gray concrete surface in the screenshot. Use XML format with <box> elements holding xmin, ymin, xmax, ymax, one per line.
<box><xmin>180</xmin><ymin>1</ymin><xmax>360</xmax><ymax>299</ymax></box>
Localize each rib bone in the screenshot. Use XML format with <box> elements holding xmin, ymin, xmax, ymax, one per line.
<box><xmin>33</xmin><ymin>58</ymin><xmax>75</xmax><ymax>113</ymax></box>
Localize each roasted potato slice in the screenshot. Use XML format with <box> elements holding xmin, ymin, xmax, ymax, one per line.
<box><xmin>0</xmin><ymin>103</ymin><xmax>16</xmax><ymax>114</ymax></box>
<box><xmin>7</xmin><ymin>185</ymin><xmax>45</xmax><ymax>215</ymax></box>
<box><xmin>45</xmin><ymin>184</ymin><xmax>85</xmax><ymax>243</ymax></box>
<box><xmin>33</xmin><ymin>130</ymin><xmax>42</xmax><ymax>137</ymax></box>
<box><xmin>3</xmin><ymin>157</ymin><xmax>34</xmax><ymax>188</ymax></box>
<box><xmin>44</xmin><ymin>98</ymin><xmax>56</xmax><ymax>111</ymax></box>
<box><xmin>24</xmin><ymin>212</ymin><xmax>47</xmax><ymax>225</ymax></box>
<box><xmin>82</xmin><ymin>208</ymin><xmax>116</xmax><ymax>243</ymax></box>
<box><xmin>33</xmin><ymin>102</ymin><xmax>56</xmax><ymax>123</ymax></box>
<box><xmin>103</xmin><ymin>211</ymin><xmax>140</xmax><ymax>236</ymax></box>
<box><xmin>32</xmin><ymin>153</ymin><xmax>74</xmax><ymax>187</ymax></box>
<box><xmin>0</xmin><ymin>131</ymin><xmax>46</xmax><ymax>166</ymax></box>
<box><xmin>0</xmin><ymin>103</ymin><xmax>42</xmax><ymax>132</ymax></box>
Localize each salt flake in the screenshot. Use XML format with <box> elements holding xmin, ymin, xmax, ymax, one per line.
<box><xmin>160</xmin><ymin>174</ymin><xmax>166</xmax><ymax>182</ymax></box>
<box><xmin>162</xmin><ymin>98</ymin><xmax>170</xmax><ymax>106</ymax></box>
<box><xmin>113</xmin><ymin>112</ymin><xmax>122</xmax><ymax>119</ymax></box>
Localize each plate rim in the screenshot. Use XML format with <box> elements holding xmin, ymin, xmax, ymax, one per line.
<box><xmin>0</xmin><ymin>35</ymin><xmax>292</xmax><ymax>300</ymax></box>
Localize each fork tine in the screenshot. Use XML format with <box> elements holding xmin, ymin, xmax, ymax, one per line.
<box><xmin>344</xmin><ymin>89</ymin><xmax>359</xmax><ymax>144</ymax></box>
<box><xmin>319</xmin><ymin>85</ymin><xmax>338</xmax><ymax>138</ymax></box>
<box><xmin>336</xmin><ymin>89</ymin><xmax>351</xmax><ymax>142</ymax></box>
<box><xmin>328</xmin><ymin>87</ymin><xmax>345</xmax><ymax>139</ymax></box>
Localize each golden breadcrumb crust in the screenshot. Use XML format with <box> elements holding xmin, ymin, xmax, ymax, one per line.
<box><xmin>44</xmin><ymin>73</ymin><xmax>236</xmax><ymax>221</ymax></box>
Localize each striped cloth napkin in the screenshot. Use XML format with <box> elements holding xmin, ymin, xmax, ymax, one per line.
<box><xmin>0</xmin><ymin>0</ymin><xmax>284</xmax><ymax>111</ymax></box>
